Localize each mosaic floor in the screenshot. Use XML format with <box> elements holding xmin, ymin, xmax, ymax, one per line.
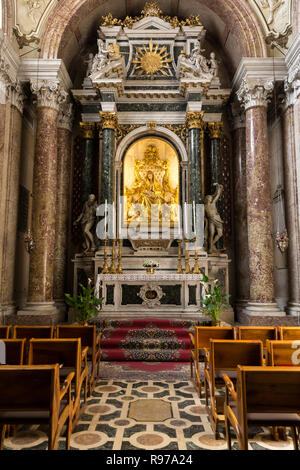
<box><xmin>3</xmin><ymin>377</ymin><xmax>296</xmax><ymax>451</ymax></box>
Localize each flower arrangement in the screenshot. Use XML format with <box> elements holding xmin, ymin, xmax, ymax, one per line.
<box><xmin>65</xmin><ymin>279</ymin><xmax>103</xmax><ymax>324</ymax></box>
<box><xmin>143</xmin><ymin>260</ymin><xmax>160</xmax><ymax>268</ymax></box>
<box><xmin>199</xmin><ymin>271</ymin><xmax>230</xmax><ymax>325</ymax></box>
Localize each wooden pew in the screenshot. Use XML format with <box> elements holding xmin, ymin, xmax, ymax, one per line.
<box><xmin>223</xmin><ymin>366</ymin><xmax>300</xmax><ymax>450</ymax></box>
<box><xmin>0</xmin><ymin>326</ymin><xmax>11</xmax><ymax>339</ymax></box>
<box><xmin>0</xmin><ymin>339</ymin><xmax>25</xmax><ymax>365</ymax></box>
<box><xmin>56</xmin><ymin>325</ymin><xmax>101</xmax><ymax>395</ymax></box>
<box><xmin>28</xmin><ymin>338</ymin><xmax>88</xmax><ymax>430</ymax></box>
<box><xmin>0</xmin><ymin>364</ymin><xmax>74</xmax><ymax>450</ymax></box>
<box><xmin>236</xmin><ymin>326</ymin><xmax>277</xmax><ymax>347</ymax></box>
<box><xmin>266</xmin><ymin>340</ymin><xmax>300</xmax><ymax>367</ymax></box>
<box><xmin>13</xmin><ymin>326</ymin><xmax>54</xmax><ymax>363</ymax></box>
<box><xmin>278</xmin><ymin>327</ymin><xmax>300</xmax><ymax>341</ymax></box>
<box><xmin>190</xmin><ymin>326</ymin><xmax>235</xmax><ymax>397</ymax></box>
<box><xmin>204</xmin><ymin>339</ymin><xmax>264</xmax><ymax>438</ymax></box>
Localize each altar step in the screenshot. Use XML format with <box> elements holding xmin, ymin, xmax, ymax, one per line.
<box><xmin>95</xmin><ymin>318</ymin><xmax>195</xmax><ymax>362</ymax></box>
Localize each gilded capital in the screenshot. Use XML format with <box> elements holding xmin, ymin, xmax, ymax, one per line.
<box><xmin>79</xmin><ymin>122</ymin><xmax>94</xmax><ymax>139</ymax></box>
<box><xmin>208</xmin><ymin>122</ymin><xmax>223</xmax><ymax>139</ymax></box>
<box><xmin>100</xmin><ymin>111</ymin><xmax>118</xmax><ymax>130</ymax></box>
<box><xmin>185</xmin><ymin>111</ymin><xmax>205</xmax><ymax>130</ymax></box>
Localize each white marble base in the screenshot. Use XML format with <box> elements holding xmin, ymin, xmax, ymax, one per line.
<box><xmin>244</xmin><ymin>302</ymin><xmax>286</xmax><ymax>317</ymax></box>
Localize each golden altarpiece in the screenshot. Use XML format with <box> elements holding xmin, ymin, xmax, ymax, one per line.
<box><xmin>71</xmin><ymin>2</ymin><xmax>233</xmax><ymax>322</ymax></box>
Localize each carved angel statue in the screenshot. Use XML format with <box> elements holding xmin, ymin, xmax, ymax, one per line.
<box><xmin>209</xmin><ymin>52</ymin><xmax>220</xmax><ymax>78</ymax></box>
<box><xmin>257</xmin><ymin>0</ymin><xmax>284</xmax><ymax>25</ymax></box>
<box><xmin>74</xmin><ymin>194</ymin><xmax>98</xmax><ymax>254</ymax></box>
<box><xmin>90</xmin><ymin>39</ymin><xmax>110</xmax><ymax>75</ymax></box>
<box><xmin>84</xmin><ymin>53</ymin><xmax>94</xmax><ymax>77</ymax></box>
<box><xmin>177</xmin><ymin>41</ymin><xmax>213</xmax><ymax>81</ymax></box>
<box><xmin>204</xmin><ymin>183</ymin><xmax>224</xmax><ymax>254</ymax></box>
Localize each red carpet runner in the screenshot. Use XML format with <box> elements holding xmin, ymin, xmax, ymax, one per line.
<box><xmin>95</xmin><ymin>318</ymin><xmax>195</xmax><ymax>362</ymax></box>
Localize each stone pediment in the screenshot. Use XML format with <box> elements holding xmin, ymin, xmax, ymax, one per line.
<box><xmin>124</xmin><ymin>16</ymin><xmax>180</xmax><ymax>37</ymax></box>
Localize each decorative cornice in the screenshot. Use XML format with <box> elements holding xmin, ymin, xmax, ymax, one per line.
<box><xmin>284</xmin><ymin>36</ymin><xmax>300</xmax><ymax>103</ymax></box>
<box><xmin>185</xmin><ymin>111</ymin><xmax>205</xmax><ymax>130</ymax></box>
<box><xmin>100</xmin><ymin>111</ymin><xmax>118</xmax><ymax>130</ymax></box>
<box><xmin>9</xmin><ymin>81</ymin><xmax>25</xmax><ymax>114</ymax></box>
<box><xmin>58</xmin><ymin>102</ymin><xmax>73</xmax><ymax>131</ymax></box>
<box><xmin>237</xmin><ymin>78</ymin><xmax>274</xmax><ymax>110</ymax></box>
<box><xmin>30</xmin><ymin>80</ymin><xmax>68</xmax><ymax>111</ymax></box>
<box><xmin>232</xmin><ymin>58</ymin><xmax>287</xmax><ymax>92</ymax></box>
<box><xmin>79</xmin><ymin>122</ymin><xmax>94</xmax><ymax>139</ymax></box>
<box><xmin>207</xmin><ymin>121</ymin><xmax>223</xmax><ymax>139</ymax></box>
<box><xmin>20</xmin><ymin>59</ymin><xmax>72</xmax><ymax>92</ymax></box>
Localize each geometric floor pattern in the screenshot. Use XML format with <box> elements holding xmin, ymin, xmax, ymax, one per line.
<box><xmin>3</xmin><ymin>379</ymin><xmax>295</xmax><ymax>451</ymax></box>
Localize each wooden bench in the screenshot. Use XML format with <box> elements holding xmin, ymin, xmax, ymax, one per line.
<box><xmin>266</xmin><ymin>340</ymin><xmax>300</xmax><ymax>367</ymax></box>
<box><xmin>0</xmin><ymin>339</ymin><xmax>25</xmax><ymax>365</ymax></box>
<box><xmin>0</xmin><ymin>326</ymin><xmax>11</xmax><ymax>339</ymax></box>
<box><xmin>13</xmin><ymin>326</ymin><xmax>54</xmax><ymax>363</ymax></box>
<box><xmin>56</xmin><ymin>325</ymin><xmax>101</xmax><ymax>395</ymax></box>
<box><xmin>190</xmin><ymin>326</ymin><xmax>235</xmax><ymax>397</ymax></box>
<box><xmin>236</xmin><ymin>326</ymin><xmax>277</xmax><ymax>347</ymax></box>
<box><xmin>204</xmin><ymin>339</ymin><xmax>264</xmax><ymax>438</ymax></box>
<box><xmin>223</xmin><ymin>366</ymin><xmax>300</xmax><ymax>450</ymax></box>
<box><xmin>28</xmin><ymin>338</ymin><xmax>88</xmax><ymax>430</ymax></box>
<box><xmin>278</xmin><ymin>327</ymin><xmax>300</xmax><ymax>341</ymax></box>
<box><xmin>0</xmin><ymin>364</ymin><xmax>74</xmax><ymax>450</ymax></box>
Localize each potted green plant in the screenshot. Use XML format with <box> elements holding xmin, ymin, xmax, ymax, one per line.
<box><xmin>65</xmin><ymin>279</ymin><xmax>103</xmax><ymax>325</ymax></box>
<box><xmin>199</xmin><ymin>271</ymin><xmax>230</xmax><ymax>326</ymax></box>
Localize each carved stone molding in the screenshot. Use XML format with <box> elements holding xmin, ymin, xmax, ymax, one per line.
<box><xmin>58</xmin><ymin>101</ymin><xmax>73</xmax><ymax>131</ymax></box>
<box><xmin>185</xmin><ymin>111</ymin><xmax>205</xmax><ymax>130</ymax></box>
<box><xmin>208</xmin><ymin>122</ymin><xmax>223</xmax><ymax>139</ymax></box>
<box><xmin>30</xmin><ymin>80</ymin><xmax>68</xmax><ymax>111</ymax></box>
<box><xmin>237</xmin><ymin>78</ymin><xmax>274</xmax><ymax>110</ymax></box>
<box><xmin>100</xmin><ymin>111</ymin><xmax>118</xmax><ymax>130</ymax></box>
<box><xmin>9</xmin><ymin>81</ymin><xmax>25</xmax><ymax>114</ymax></box>
<box><xmin>138</xmin><ymin>283</ymin><xmax>165</xmax><ymax>308</ymax></box>
<box><xmin>230</xmin><ymin>102</ymin><xmax>246</xmax><ymax>130</ymax></box>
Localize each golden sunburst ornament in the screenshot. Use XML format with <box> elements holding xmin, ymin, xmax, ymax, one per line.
<box><xmin>132</xmin><ymin>39</ymin><xmax>172</xmax><ymax>79</ymax></box>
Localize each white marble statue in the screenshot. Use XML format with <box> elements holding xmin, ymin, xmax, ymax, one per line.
<box><xmin>177</xmin><ymin>41</ymin><xmax>213</xmax><ymax>81</ymax></box>
<box><xmin>204</xmin><ymin>183</ymin><xmax>224</xmax><ymax>254</ymax></box>
<box><xmin>74</xmin><ymin>194</ymin><xmax>98</xmax><ymax>254</ymax></box>
<box><xmin>90</xmin><ymin>39</ymin><xmax>110</xmax><ymax>75</ymax></box>
<box><xmin>84</xmin><ymin>53</ymin><xmax>94</xmax><ymax>77</ymax></box>
<box><xmin>209</xmin><ymin>52</ymin><xmax>220</xmax><ymax>78</ymax></box>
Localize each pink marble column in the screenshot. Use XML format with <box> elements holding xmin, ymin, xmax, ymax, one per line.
<box><xmin>237</xmin><ymin>78</ymin><xmax>283</xmax><ymax>317</ymax></box>
<box><xmin>1</xmin><ymin>83</ymin><xmax>24</xmax><ymax>315</ymax></box>
<box><xmin>231</xmin><ymin>103</ymin><xmax>250</xmax><ymax>317</ymax></box>
<box><xmin>23</xmin><ymin>81</ymin><xmax>67</xmax><ymax>319</ymax></box>
<box><xmin>282</xmin><ymin>78</ymin><xmax>300</xmax><ymax>316</ymax></box>
<box><xmin>53</xmin><ymin>103</ymin><xmax>73</xmax><ymax>313</ymax></box>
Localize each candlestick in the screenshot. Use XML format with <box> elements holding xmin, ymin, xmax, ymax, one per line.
<box><xmin>193</xmin><ymin>238</ymin><xmax>201</xmax><ymax>274</ymax></box>
<box><xmin>184</xmin><ymin>202</ymin><xmax>188</xmax><ymax>238</ymax></box>
<box><xmin>109</xmin><ymin>239</ymin><xmax>117</xmax><ymax>274</ymax></box>
<box><xmin>104</xmin><ymin>199</ymin><xmax>107</xmax><ymax>240</ymax></box>
<box><xmin>102</xmin><ymin>238</ymin><xmax>109</xmax><ymax>274</ymax></box>
<box><xmin>192</xmin><ymin>201</ymin><xmax>196</xmax><ymax>236</ymax></box>
<box><xmin>177</xmin><ymin>239</ymin><xmax>183</xmax><ymax>274</ymax></box>
<box><xmin>184</xmin><ymin>239</ymin><xmax>191</xmax><ymax>274</ymax></box>
<box><xmin>117</xmin><ymin>239</ymin><xmax>123</xmax><ymax>274</ymax></box>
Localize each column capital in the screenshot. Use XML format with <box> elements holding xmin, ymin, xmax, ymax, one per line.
<box><xmin>100</xmin><ymin>111</ymin><xmax>118</xmax><ymax>130</ymax></box>
<box><xmin>207</xmin><ymin>121</ymin><xmax>223</xmax><ymax>139</ymax></box>
<box><xmin>237</xmin><ymin>78</ymin><xmax>274</xmax><ymax>110</ymax></box>
<box><xmin>9</xmin><ymin>81</ymin><xmax>25</xmax><ymax>114</ymax></box>
<box><xmin>30</xmin><ymin>80</ymin><xmax>68</xmax><ymax>111</ymax></box>
<box><xmin>230</xmin><ymin>102</ymin><xmax>246</xmax><ymax>130</ymax></box>
<box><xmin>79</xmin><ymin>122</ymin><xmax>94</xmax><ymax>139</ymax></box>
<box><xmin>284</xmin><ymin>62</ymin><xmax>300</xmax><ymax>107</ymax></box>
<box><xmin>58</xmin><ymin>102</ymin><xmax>73</xmax><ymax>132</ymax></box>
<box><xmin>185</xmin><ymin>111</ymin><xmax>205</xmax><ymax>130</ymax></box>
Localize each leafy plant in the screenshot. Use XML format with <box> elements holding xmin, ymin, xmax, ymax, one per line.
<box><xmin>199</xmin><ymin>271</ymin><xmax>230</xmax><ymax>324</ymax></box>
<box><xmin>65</xmin><ymin>281</ymin><xmax>103</xmax><ymax>324</ymax></box>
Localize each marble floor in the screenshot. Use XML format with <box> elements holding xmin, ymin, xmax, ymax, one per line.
<box><xmin>3</xmin><ymin>378</ymin><xmax>296</xmax><ymax>451</ymax></box>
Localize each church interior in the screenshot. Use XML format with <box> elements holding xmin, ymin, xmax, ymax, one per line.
<box><xmin>0</xmin><ymin>0</ymin><xmax>300</xmax><ymax>452</ymax></box>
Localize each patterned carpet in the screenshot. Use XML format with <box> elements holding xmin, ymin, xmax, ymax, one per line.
<box><xmin>2</xmin><ymin>377</ymin><xmax>295</xmax><ymax>451</ymax></box>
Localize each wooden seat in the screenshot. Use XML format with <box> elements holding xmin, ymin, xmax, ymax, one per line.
<box><xmin>223</xmin><ymin>366</ymin><xmax>300</xmax><ymax>450</ymax></box>
<box><xmin>0</xmin><ymin>339</ymin><xmax>25</xmax><ymax>365</ymax></box>
<box><xmin>13</xmin><ymin>326</ymin><xmax>54</xmax><ymax>362</ymax></box>
<box><xmin>0</xmin><ymin>326</ymin><xmax>11</xmax><ymax>339</ymax></box>
<box><xmin>266</xmin><ymin>340</ymin><xmax>300</xmax><ymax>366</ymax></box>
<box><xmin>278</xmin><ymin>327</ymin><xmax>300</xmax><ymax>341</ymax></box>
<box><xmin>190</xmin><ymin>326</ymin><xmax>235</xmax><ymax>397</ymax></box>
<box><xmin>0</xmin><ymin>364</ymin><xmax>74</xmax><ymax>450</ymax></box>
<box><xmin>28</xmin><ymin>338</ymin><xmax>88</xmax><ymax>430</ymax></box>
<box><xmin>236</xmin><ymin>326</ymin><xmax>277</xmax><ymax>347</ymax></box>
<box><xmin>204</xmin><ymin>339</ymin><xmax>264</xmax><ymax>438</ymax></box>
<box><xmin>56</xmin><ymin>325</ymin><xmax>101</xmax><ymax>396</ymax></box>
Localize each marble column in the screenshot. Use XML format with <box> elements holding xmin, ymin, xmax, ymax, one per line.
<box><xmin>185</xmin><ymin>112</ymin><xmax>204</xmax><ymax>205</ymax></box>
<box><xmin>208</xmin><ymin>122</ymin><xmax>223</xmax><ymax>195</ymax></box>
<box><xmin>79</xmin><ymin>122</ymin><xmax>95</xmax><ymax>203</ymax></box>
<box><xmin>237</xmin><ymin>78</ymin><xmax>283</xmax><ymax>316</ymax></box>
<box><xmin>53</xmin><ymin>102</ymin><xmax>73</xmax><ymax>313</ymax></box>
<box><xmin>282</xmin><ymin>75</ymin><xmax>300</xmax><ymax>316</ymax></box>
<box><xmin>22</xmin><ymin>81</ymin><xmax>67</xmax><ymax>318</ymax></box>
<box><xmin>0</xmin><ymin>82</ymin><xmax>24</xmax><ymax>315</ymax></box>
<box><xmin>231</xmin><ymin>103</ymin><xmax>250</xmax><ymax>316</ymax></box>
<box><xmin>100</xmin><ymin>112</ymin><xmax>117</xmax><ymax>205</ymax></box>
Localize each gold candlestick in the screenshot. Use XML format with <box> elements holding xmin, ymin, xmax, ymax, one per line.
<box><xmin>109</xmin><ymin>239</ymin><xmax>117</xmax><ymax>274</ymax></box>
<box><xmin>102</xmin><ymin>238</ymin><xmax>109</xmax><ymax>274</ymax></box>
<box><xmin>117</xmin><ymin>239</ymin><xmax>123</xmax><ymax>274</ymax></box>
<box><xmin>177</xmin><ymin>240</ymin><xmax>183</xmax><ymax>274</ymax></box>
<box><xmin>185</xmin><ymin>239</ymin><xmax>191</xmax><ymax>274</ymax></box>
<box><xmin>193</xmin><ymin>237</ymin><xmax>201</xmax><ymax>274</ymax></box>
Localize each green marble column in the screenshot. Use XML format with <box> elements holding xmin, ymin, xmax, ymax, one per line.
<box><xmin>99</xmin><ymin>112</ymin><xmax>117</xmax><ymax>205</ymax></box>
<box><xmin>80</xmin><ymin>122</ymin><xmax>95</xmax><ymax>203</ymax></box>
<box><xmin>186</xmin><ymin>112</ymin><xmax>204</xmax><ymax>205</ymax></box>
